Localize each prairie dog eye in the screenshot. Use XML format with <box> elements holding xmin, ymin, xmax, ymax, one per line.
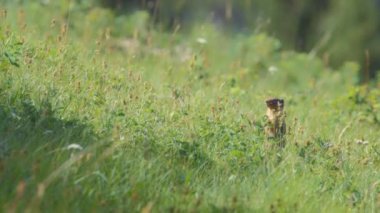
<box><xmin>277</xmin><ymin>100</ymin><xmax>284</xmax><ymax>108</ymax></box>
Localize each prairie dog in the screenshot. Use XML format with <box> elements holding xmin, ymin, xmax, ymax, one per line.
<box><xmin>265</xmin><ymin>98</ymin><xmax>286</xmax><ymax>138</ymax></box>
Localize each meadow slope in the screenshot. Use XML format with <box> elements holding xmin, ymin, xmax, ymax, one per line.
<box><xmin>0</xmin><ymin>2</ymin><xmax>380</xmax><ymax>212</ymax></box>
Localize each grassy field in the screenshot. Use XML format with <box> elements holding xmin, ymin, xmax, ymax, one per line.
<box><xmin>1</xmin><ymin>2</ymin><xmax>380</xmax><ymax>212</ymax></box>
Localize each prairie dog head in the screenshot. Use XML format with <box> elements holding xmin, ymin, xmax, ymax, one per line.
<box><xmin>265</xmin><ymin>98</ymin><xmax>284</xmax><ymax>122</ymax></box>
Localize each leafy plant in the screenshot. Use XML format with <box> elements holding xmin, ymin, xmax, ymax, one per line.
<box><xmin>0</xmin><ymin>30</ymin><xmax>23</xmax><ymax>69</ymax></box>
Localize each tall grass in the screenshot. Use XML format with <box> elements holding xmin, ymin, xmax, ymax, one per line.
<box><xmin>0</xmin><ymin>2</ymin><xmax>379</xmax><ymax>212</ymax></box>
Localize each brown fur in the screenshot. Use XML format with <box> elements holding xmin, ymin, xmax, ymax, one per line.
<box><xmin>265</xmin><ymin>98</ymin><xmax>286</xmax><ymax>138</ymax></box>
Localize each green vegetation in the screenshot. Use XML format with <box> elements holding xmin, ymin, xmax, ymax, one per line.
<box><xmin>101</xmin><ymin>0</ymin><xmax>380</xmax><ymax>74</ymax></box>
<box><xmin>1</xmin><ymin>2</ymin><xmax>380</xmax><ymax>212</ymax></box>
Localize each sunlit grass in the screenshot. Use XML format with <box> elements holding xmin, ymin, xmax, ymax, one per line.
<box><xmin>0</xmin><ymin>2</ymin><xmax>379</xmax><ymax>212</ymax></box>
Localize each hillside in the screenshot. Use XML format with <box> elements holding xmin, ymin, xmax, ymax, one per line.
<box><xmin>0</xmin><ymin>2</ymin><xmax>379</xmax><ymax>212</ymax></box>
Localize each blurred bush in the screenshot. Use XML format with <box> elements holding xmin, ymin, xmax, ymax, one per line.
<box><xmin>96</xmin><ymin>0</ymin><xmax>380</xmax><ymax>80</ymax></box>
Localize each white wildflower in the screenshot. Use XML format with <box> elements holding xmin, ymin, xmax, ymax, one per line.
<box><xmin>67</xmin><ymin>143</ymin><xmax>83</xmax><ymax>151</ymax></box>
<box><xmin>268</xmin><ymin>66</ymin><xmax>278</xmax><ymax>74</ymax></box>
<box><xmin>228</xmin><ymin>175</ymin><xmax>236</xmax><ymax>181</ymax></box>
<box><xmin>196</xmin><ymin>37</ymin><xmax>207</xmax><ymax>44</ymax></box>
<box><xmin>355</xmin><ymin>139</ymin><xmax>369</xmax><ymax>145</ymax></box>
<box><xmin>43</xmin><ymin>130</ymin><xmax>53</xmax><ymax>135</ymax></box>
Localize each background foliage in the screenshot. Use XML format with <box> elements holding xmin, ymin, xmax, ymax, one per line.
<box><xmin>99</xmin><ymin>0</ymin><xmax>380</xmax><ymax>79</ymax></box>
